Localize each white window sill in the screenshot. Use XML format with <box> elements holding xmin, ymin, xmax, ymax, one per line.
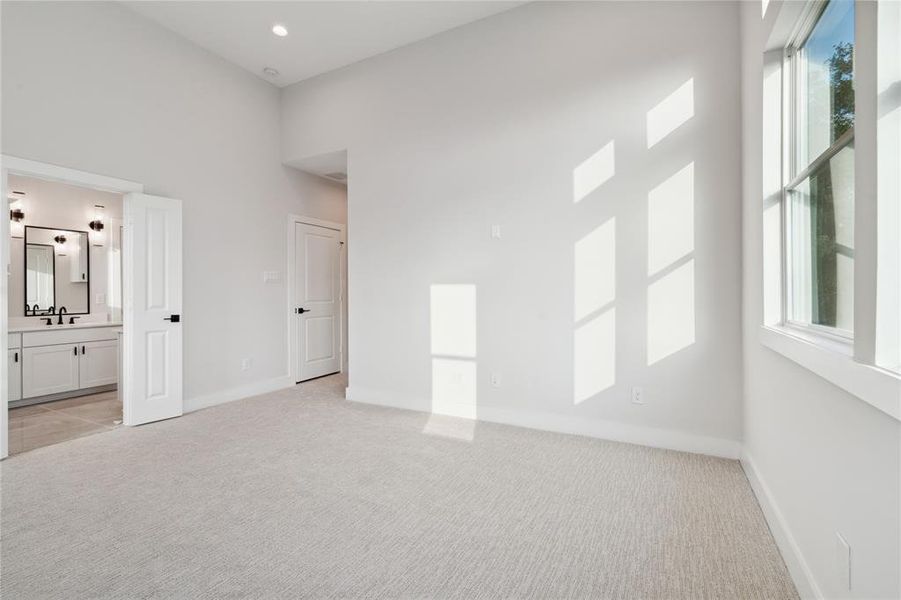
<box><xmin>759</xmin><ymin>325</ymin><xmax>901</xmax><ymax>422</ymax></box>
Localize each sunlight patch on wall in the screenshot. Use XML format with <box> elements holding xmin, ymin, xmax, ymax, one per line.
<box><xmin>430</xmin><ymin>284</ymin><xmax>477</xmax><ymax>358</ymax></box>
<box><xmin>574</xmin><ymin>218</ymin><xmax>616</xmax><ymax>321</ymax></box>
<box><xmin>647</xmin><ymin>79</ymin><xmax>694</xmax><ymax>148</ymax></box>
<box><xmin>573</xmin><ymin>140</ymin><xmax>615</xmax><ymax>203</ymax></box>
<box><xmin>574</xmin><ymin>308</ymin><xmax>616</xmax><ymax>403</ymax></box>
<box><xmin>431</xmin><ymin>358</ymin><xmax>477</xmax><ymax>419</ymax></box>
<box><xmin>647</xmin><ymin>260</ymin><xmax>695</xmax><ymax>365</ymax></box>
<box><xmin>429</xmin><ymin>284</ymin><xmax>477</xmax><ymax>431</ymax></box>
<box><xmin>647</xmin><ymin>163</ymin><xmax>694</xmax><ymax>276</ymax></box>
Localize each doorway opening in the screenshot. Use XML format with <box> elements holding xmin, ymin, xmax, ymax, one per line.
<box><xmin>287</xmin><ymin>215</ymin><xmax>346</xmax><ymax>385</ymax></box>
<box><xmin>1</xmin><ymin>156</ymin><xmax>184</xmax><ymax>459</ymax></box>
<box><xmin>6</xmin><ymin>175</ymin><xmax>124</xmax><ymax>454</ymax></box>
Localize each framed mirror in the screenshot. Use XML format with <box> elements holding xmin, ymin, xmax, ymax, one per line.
<box><xmin>24</xmin><ymin>226</ymin><xmax>90</xmax><ymax>315</ymax></box>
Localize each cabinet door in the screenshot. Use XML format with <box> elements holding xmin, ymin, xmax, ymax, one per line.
<box><xmin>22</xmin><ymin>345</ymin><xmax>80</xmax><ymax>398</ymax></box>
<box><xmin>79</xmin><ymin>340</ymin><xmax>118</xmax><ymax>388</ymax></box>
<box><xmin>69</xmin><ymin>234</ymin><xmax>88</xmax><ymax>283</ymax></box>
<box><xmin>8</xmin><ymin>349</ymin><xmax>22</xmax><ymax>402</ymax></box>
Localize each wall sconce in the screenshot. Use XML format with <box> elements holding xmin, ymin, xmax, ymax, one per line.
<box><xmin>9</xmin><ymin>197</ymin><xmax>25</xmax><ymax>239</ymax></box>
<box><xmin>89</xmin><ymin>204</ymin><xmax>105</xmax><ymax>246</ymax></box>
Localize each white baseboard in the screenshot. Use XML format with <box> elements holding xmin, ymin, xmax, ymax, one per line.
<box><xmin>186</xmin><ymin>375</ymin><xmax>294</xmax><ymax>413</ymax></box>
<box><xmin>741</xmin><ymin>452</ymin><xmax>822</xmax><ymax>599</ymax></box>
<box><xmin>345</xmin><ymin>386</ymin><xmax>741</xmax><ymax>459</ymax></box>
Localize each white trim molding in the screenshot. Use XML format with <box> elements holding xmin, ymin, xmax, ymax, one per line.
<box><xmin>345</xmin><ymin>386</ymin><xmax>742</xmax><ymax>459</ymax></box>
<box><xmin>741</xmin><ymin>452</ymin><xmax>823</xmax><ymax>600</ymax></box>
<box><xmin>760</xmin><ymin>325</ymin><xmax>901</xmax><ymax>421</ymax></box>
<box><xmin>1</xmin><ymin>155</ymin><xmax>143</xmax><ymax>194</ymax></box>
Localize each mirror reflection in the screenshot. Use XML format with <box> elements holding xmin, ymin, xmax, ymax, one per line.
<box><xmin>24</xmin><ymin>226</ymin><xmax>90</xmax><ymax>315</ymax></box>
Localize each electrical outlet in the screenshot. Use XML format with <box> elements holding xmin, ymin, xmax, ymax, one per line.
<box><xmin>631</xmin><ymin>387</ymin><xmax>645</xmax><ymax>404</ymax></box>
<box><xmin>241</xmin><ymin>358</ymin><xmax>252</xmax><ymax>371</ymax></box>
<box><xmin>490</xmin><ymin>224</ymin><xmax>502</xmax><ymax>239</ymax></box>
<box><xmin>95</xmin><ymin>293</ymin><xmax>106</xmax><ymax>304</ymax></box>
<box><xmin>490</xmin><ymin>372</ymin><xmax>502</xmax><ymax>388</ymax></box>
<box><xmin>835</xmin><ymin>532</ymin><xmax>851</xmax><ymax>591</ymax></box>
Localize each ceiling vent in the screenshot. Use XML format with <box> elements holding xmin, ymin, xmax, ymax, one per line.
<box><xmin>324</xmin><ymin>171</ymin><xmax>347</xmax><ymax>182</ymax></box>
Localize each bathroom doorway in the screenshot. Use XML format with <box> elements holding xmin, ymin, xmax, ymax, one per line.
<box><xmin>1</xmin><ymin>157</ymin><xmax>185</xmax><ymax>458</ymax></box>
<box><xmin>6</xmin><ymin>174</ymin><xmax>125</xmax><ymax>454</ymax></box>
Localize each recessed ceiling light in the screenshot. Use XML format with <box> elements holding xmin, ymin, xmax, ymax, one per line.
<box><xmin>272</xmin><ymin>24</ymin><xmax>288</xmax><ymax>37</ymax></box>
<box><xmin>263</xmin><ymin>67</ymin><xmax>280</xmax><ymax>78</ymax></box>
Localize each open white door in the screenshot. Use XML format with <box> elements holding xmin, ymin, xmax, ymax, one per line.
<box><xmin>123</xmin><ymin>193</ymin><xmax>183</xmax><ymax>426</ymax></box>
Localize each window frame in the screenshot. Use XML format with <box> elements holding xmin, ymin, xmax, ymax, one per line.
<box><xmin>781</xmin><ymin>0</ymin><xmax>856</xmax><ymax>343</ymax></box>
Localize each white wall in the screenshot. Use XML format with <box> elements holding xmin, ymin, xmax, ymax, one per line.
<box><xmin>740</xmin><ymin>2</ymin><xmax>900</xmax><ymax>598</ymax></box>
<box><xmin>1</xmin><ymin>1</ymin><xmax>347</xmax><ymax>404</ymax></box>
<box><xmin>7</xmin><ymin>175</ymin><xmax>123</xmax><ymax>325</ymax></box>
<box><xmin>282</xmin><ymin>1</ymin><xmax>744</xmax><ymax>455</ymax></box>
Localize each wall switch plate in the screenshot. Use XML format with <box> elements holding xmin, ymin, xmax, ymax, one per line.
<box><xmin>631</xmin><ymin>387</ymin><xmax>644</xmax><ymax>404</ymax></box>
<box><xmin>490</xmin><ymin>224</ymin><xmax>502</xmax><ymax>239</ymax></box>
<box><xmin>835</xmin><ymin>532</ymin><xmax>851</xmax><ymax>590</ymax></box>
<box><xmin>490</xmin><ymin>372</ymin><xmax>502</xmax><ymax>388</ymax></box>
<box><xmin>241</xmin><ymin>358</ymin><xmax>252</xmax><ymax>371</ymax></box>
<box><xmin>263</xmin><ymin>270</ymin><xmax>281</xmax><ymax>283</ymax></box>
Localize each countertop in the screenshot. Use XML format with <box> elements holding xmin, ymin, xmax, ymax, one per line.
<box><xmin>10</xmin><ymin>322</ymin><xmax>123</xmax><ymax>334</ymax></box>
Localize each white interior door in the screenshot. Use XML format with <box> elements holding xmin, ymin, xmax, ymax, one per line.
<box><xmin>295</xmin><ymin>222</ymin><xmax>341</xmax><ymax>382</ymax></box>
<box><xmin>123</xmin><ymin>193</ymin><xmax>183</xmax><ymax>426</ymax></box>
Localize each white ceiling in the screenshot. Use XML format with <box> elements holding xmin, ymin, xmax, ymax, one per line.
<box><xmin>125</xmin><ymin>1</ymin><xmax>525</xmax><ymax>87</ymax></box>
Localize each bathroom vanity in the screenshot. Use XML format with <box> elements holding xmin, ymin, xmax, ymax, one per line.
<box><xmin>8</xmin><ymin>322</ymin><xmax>122</xmax><ymax>407</ymax></box>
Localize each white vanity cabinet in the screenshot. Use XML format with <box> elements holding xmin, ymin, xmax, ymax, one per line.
<box><xmin>8</xmin><ymin>333</ymin><xmax>22</xmax><ymax>402</ymax></box>
<box><xmin>13</xmin><ymin>325</ymin><xmax>121</xmax><ymax>402</ymax></box>
<box><xmin>8</xmin><ymin>350</ymin><xmax>22</xmax><ymax>402</ymax></box>
<box><xmin>78</xmin><ymin>340</ymin><xmax>119</xmax><ymax>388</ymax></box>
<box><xmin>22</xmin><ymin>344</ymin><xmax>80</xmax><ymax>397</ymax></box>
<box><xmin>68</xmin><ymin>234</ymin><xmax>88</xmax><ymax>283</ymax></box>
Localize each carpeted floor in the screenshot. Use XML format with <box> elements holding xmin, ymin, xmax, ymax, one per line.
<box><xmin>1</xmin><ymin>374</ymin><xmax>797</xmax><ymax>599</ymax></box>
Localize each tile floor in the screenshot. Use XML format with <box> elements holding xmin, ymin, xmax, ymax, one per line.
<box><xmin>8</xmin><ymin>391</ymin><xmax>122</xmax><ymax>455</ymax></box>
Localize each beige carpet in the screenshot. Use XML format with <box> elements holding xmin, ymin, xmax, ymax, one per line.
<box><xmin>1</xmin><ymin>374</ymin><xmax>796</xmax><ymax>599</ymax></box>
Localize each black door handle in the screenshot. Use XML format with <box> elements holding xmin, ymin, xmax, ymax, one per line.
<box><xmin>164</xmin><ymin>314</ymin><xmax>181</xmax><ymax>322</ymax></box>
<box><xmin>74</xmin><ymin>346</ymin><xmax>78</xmax><ymax>356</ymax></box>
<box><xmin>14</xmin><ymin>352</ymin><xmax>18</xmax><ymax>363</ymax></box>
<box><xmin>297</xmin><ymin>308</ymin><xmax>310</xmax><ymax>314</ymax></box>
<box><xmin>82</xmin><ymin>345</ymin><xmax>86</xmax><ymax>355</ymax></box>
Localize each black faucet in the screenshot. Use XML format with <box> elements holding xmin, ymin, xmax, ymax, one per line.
<box><xmin>57</xmin><ymin>307</ymin><xmax>67</xmax><ymax>325</ymax></box>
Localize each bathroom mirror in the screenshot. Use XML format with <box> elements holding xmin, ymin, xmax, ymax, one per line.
<box><xmin>24</xmin><ymin>226</ymin><xmax>90</xmax><ymax>315</ymax></box>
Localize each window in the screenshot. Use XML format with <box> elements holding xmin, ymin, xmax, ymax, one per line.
<box><xmin>784</xmin><ymin>0</ymin><xmax>855</xmax><ymax>338</ymax></box>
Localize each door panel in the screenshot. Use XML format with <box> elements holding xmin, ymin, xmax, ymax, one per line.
<box><xmin>79</xmin><ymin>339</ymin><xmax>118</xmax><ymax>388</ymax></box>
<box><xmin>305</xmin><ymin>316</ymin><xmax>337</xmax><ymax>362</ymax></box>
<box><xmin>22</xmin><ymin>345</ymin><xmax>79</xmax><ymax>398</ymax></box>
<box><xmin>8</xmin><ymin>350</ymin><xmax>22</xmax><ymax>402</ymax></box>
<box><xmin>124</xmin><ymin>193</ymin><xmax>183</xmax><ymax>425</ymax></box>
<box><xmin>295</xmin><ymin>222</ymin><xmax>341</xmax><ymax>381</ymax></box>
